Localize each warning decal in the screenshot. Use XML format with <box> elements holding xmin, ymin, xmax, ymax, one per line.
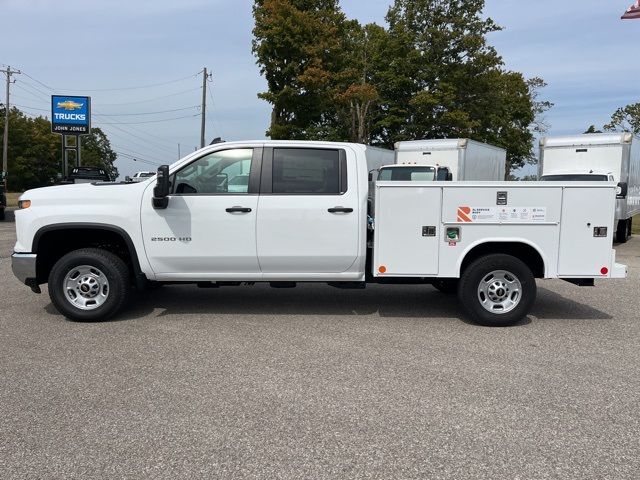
<box><xmin>457</xmin><ymin>206</ymin><xmax>547</xmax><ymax>223</ymax></box>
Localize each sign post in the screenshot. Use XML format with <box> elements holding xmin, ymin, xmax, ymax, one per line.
<box><xmin>51</xmin><ymin>95</ymin><xmax>91</xmax><ymax>180</ymax></box>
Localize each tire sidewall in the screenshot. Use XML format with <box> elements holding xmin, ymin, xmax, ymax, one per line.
<box><xmin>458</xmin><ymin>254</ymin><xmax>536</xmax><ymax>327</ymax></box>
<box><xmin>48</xmin><ymin>249</ymin><xmax>128</xmax><ymax>321</ymax></box>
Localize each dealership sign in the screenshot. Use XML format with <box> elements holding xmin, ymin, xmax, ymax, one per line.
<box><xmin>51</xmin><ymin>95</ymin><xmax>91</xmax><ymax>134</ymax></box>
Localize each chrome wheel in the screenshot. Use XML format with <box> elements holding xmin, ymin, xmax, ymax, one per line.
<box><xmin>63</xmin><ymin>265</ymin><xmax>110</xmax><ymax>310</ymax></box>
<box><xmin>477</xmin><ymin>270</ymin><xmax>522</xmax><ymax>314</ymax></box>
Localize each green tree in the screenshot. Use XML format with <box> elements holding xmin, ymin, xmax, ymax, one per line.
<box><xmin>0</xmin><ymin>105</ymin><xmax>118</xmax><ymax>190</ymax></box>
<box><xmin>605</xmin><ymin>103</ymin><xmax>640</xmax><ymax>134</ymax></box>
<box><xmin>584</xmin><ymin>125</ymin><xmax>603</xmax><ymax>134</ymax></box>
<box><xmin>252</xmin><ymin>0</ymin><xmax>550</xmax><ymax>176</ymax></box>
<box><xmin>80</xmin><ymin>128</ymin><xmax>119</xmax><ymax>179</ymax></box>
<box><xmin>252</xmin><ymin>0</ymin><xmax>348</xmax><ymax>139</ymax></box>
<box><xmin>371</xmin><ymin>0</ymin><xmax>549</xmax><ymax>175</ymax></box>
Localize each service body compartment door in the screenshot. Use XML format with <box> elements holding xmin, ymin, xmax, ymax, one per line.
<box><xmin>558</xmin><ymin>186</ymin><xmax>616</xmax><ymax>276</ymax></box>
<box><xmin>374</xmin><ymin>184</ymin><xmax>441</xmax><ymax>276</ymax></box>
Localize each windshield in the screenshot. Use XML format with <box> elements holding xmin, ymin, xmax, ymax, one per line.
<box><xmin>378</xmin><ymin>166</ymin><xmax>436</xmax><ymax>181</ymax></box>
<box><xmin>540</xmin><ymin>174</ymin><xmax>608</xmax><ymax>181</ymax></box>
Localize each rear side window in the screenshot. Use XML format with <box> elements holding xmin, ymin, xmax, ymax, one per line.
<box><xmin>272</xmin><ymin>148</ymin><xmax>345</xmax><ymax>194</ymax></box>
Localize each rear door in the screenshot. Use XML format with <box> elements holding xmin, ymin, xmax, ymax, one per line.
<box><xmin>256</xmin><ymin>147</ymin><xmax>360</xmax><ymax>274</ymax></box>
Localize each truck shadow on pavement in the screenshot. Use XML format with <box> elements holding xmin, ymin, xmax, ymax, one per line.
<box><xmin>45</xmin><ymin>282</ymin><xmax>612</xmax><ymax>325</ymax></box>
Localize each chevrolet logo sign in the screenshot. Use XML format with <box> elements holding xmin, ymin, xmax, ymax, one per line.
<box><xmin>56</xmin><ymin>100</ymin><xmax>84</xmax><ymax>111</ymax></box>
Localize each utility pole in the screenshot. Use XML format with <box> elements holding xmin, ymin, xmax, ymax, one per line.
<box><xmin>200</xmin><ymin>67</ymin><xmax>212</xmax><ymax>149</ymax></box>
<box><xmin>1</xmin><ymin>66</ymin><xmax>21</xmax><ymax>189</ymax></box>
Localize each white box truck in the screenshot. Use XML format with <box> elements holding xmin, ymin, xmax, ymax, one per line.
<box><xmin>12</xmin><ymin>141</ymin><xmax>626</xmax><ymax>327</ymax></box>
<box><xmin>393</xmin><ymin>139</ymin><xmax>507</xmax><ymax>181</ymax></box>
<box><xmin>539</xmin><ymin>133</ymin><xmax>640</xmax><ymax>243</ymax></box>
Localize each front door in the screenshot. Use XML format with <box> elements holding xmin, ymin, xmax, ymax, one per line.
<box><xmin>256</xmin><ymin>147</ymin><xmax>360</xmax><ymax>274</ymax></box>
<box><xmin>141</xmin><ymin>147</ymin><xmax>261</xmax><ymax>279</ymax></box>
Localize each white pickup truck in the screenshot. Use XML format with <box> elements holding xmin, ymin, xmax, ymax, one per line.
<box><xmin>12</xmin><ymin>141</ymin><xmax>627</xmax><ymax>326</ymax></box>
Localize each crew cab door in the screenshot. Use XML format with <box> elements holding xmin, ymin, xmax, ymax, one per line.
<box><xmin>256</xmin><ymin>147</ymin><xmax>360</xmax><ymax>274</ymax></box>
<box><xmin>141</xmin><ymin>147</ymin><xmax>262</xmax><ymax>278</ymax></box>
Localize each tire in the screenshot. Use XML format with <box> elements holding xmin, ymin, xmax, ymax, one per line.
<box><xmin>432</xmin><ymin>279</ymin><xmax>458</xmax><ymax>294</ymax></box>
<box><xmin>616</xmin><ymin>219</ymin><xmax>629</xmax><ymax>244</ymax></box>
<box><xmin>0</xmin><ymin>208</ymin><xmax>5</xmax><ymax>221</ymax></box>
<box><xmin>48</xmin><ymin>248</ymin><xmax>130</xmax><ymax>321</ymax></box>
<box><xmin>458</xmin><ymin>254</ymin><xmax>536</xmax><ymax>327</ymax></box>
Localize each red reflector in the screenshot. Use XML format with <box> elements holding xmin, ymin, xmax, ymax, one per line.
<box><xmin>600</xmin><ymin>267</ymin><xmax>609</xmax><ymax>275</ymax></box>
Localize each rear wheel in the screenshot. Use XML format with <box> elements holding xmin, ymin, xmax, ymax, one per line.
<box><xmin>616</xmin><ymin>219</ymin><xmax>629</xmax><ymax>244</ymax></box>
<box><xmin>0</xmin><ymin>208</ymin><xmax>5</xmax><ymax>221</ymax></box>
<box><xmin>48</xmin><ymin>248</ymin><xmax>130</xmax><ymax>321</ymax></box>
<box><xmin>458</xmin><ymin>254</ymin><xmax>536</xmax><ymax>327</ymax></box>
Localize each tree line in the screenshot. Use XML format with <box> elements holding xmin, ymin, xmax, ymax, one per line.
<box><xmin>0</xmin><ymin>106</ymin><xmax>117</xmax><ymax>191</ymax></box>
<box><xmin>252</xmin><ymin>0</ymin><xmax>555</xmax><ymax>176</ymax></box>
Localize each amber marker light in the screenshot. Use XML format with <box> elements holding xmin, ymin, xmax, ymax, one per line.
<box><xmin>18</xmin><ymin>200</ymin><xmax>31</xmax><ymax>209</ymax></box>
<box><xmin>378</xmin><ymin>265</ymin><xmax>387</xmax><ymax>274</ymax></box>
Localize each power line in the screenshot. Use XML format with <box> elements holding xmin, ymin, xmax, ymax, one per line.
<box><xmin>21</xmin><ymin>71</ymin><xmax>199</xmax><ymax>93</ymax></box>
<box><xmin>91</xmin><ymin>87</ymin><xmax>202</xmax><ymax>106</ymax></box>
<box><xmin>113</xmin><ymin>150</ymin><xmax>162</xmax><ymax>167</ymax></box>
<box><xmin>97</xmin><ymin>105</ymin><xmax>199</xmax><ymax>116</ymax></box>
<box><xmin>96</xmin><ymin>124</ymin><xmax>179</xmax><ymax>158</ymax></box>
<box><xmin>96</xmin><ymin>113</ymin><xmax>200</xmax><ymax>125</ymax></box>
<box><xmin>12</xmin><ymin>103</ymin><xmax>48</xmax><ymax>112</ymax></box>
<box><xmin>13</xmin><ymin>82</ymin><xmax>49</xmax><ymax>102</ymax></box>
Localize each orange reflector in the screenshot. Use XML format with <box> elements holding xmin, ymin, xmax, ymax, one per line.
<box><xmin>378</xmin><ymin>265</ymin><xmax>387</xmax><ymax>274</ymax></box>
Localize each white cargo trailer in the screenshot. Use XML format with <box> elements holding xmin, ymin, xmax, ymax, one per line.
<box><xmin>394</xmin><ymin>139</ymin><xmax>507</xmax><ymax>181</ymax></box>
<box><xmin>539</xmin><ymin>133</ymin><xmax>640</xmax><ymax>243</ymax></box>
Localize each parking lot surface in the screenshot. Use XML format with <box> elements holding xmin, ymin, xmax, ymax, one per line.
<box><xmin>1</xmin><ymin>212</ymin><xmax>639</xmax><ymax>479</ymax></box>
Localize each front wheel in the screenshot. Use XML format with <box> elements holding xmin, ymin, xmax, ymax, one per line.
<box><xmin>458</xmin><ymin>254</ymin><xmax>536</xmax><ymax>327</ymax></box>
<box><xmin>48</xmin><ymin>248</ymin><xmax>131</xmax><ymax>321</ymax></box>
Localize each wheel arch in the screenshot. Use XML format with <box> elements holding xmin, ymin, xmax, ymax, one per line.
<box><xmin>32</xmin><ymin>223</ymin><xmax>145</xmax><ymax>286</ymax></box>
<box><xmin>457</xmin><ymin>239</ymin><xmax>547</xmax><ymax>279</ymax></box>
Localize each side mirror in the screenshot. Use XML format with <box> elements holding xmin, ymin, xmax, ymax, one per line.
<box><xmin>368</xmin><ymin>169</ymin><xmax>378</xmax><ymax>182</ymax></box>
<box><xmin>153</xmin><ymin>165</ymin><xmax>170</xmax><ymax>209</ymax></box>
<box><xmin>617</xmin><ymin>182</ymin><xmax>628</xmax><ymax>199</ymax></box>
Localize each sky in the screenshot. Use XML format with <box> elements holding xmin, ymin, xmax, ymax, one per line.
<box><xmin>1</xmin><ymin>0</ymin><xmax>638</xmax><ymax>178</ymax></box>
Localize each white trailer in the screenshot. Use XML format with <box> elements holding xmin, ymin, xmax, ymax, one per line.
<box><xmin>394</xmin><ymin>139</ymin><xmax>507</xmax><ymax>181</ymax></box>
<box><xmin>539</xmin><ymin>133</ymin><xmax>640</xmax><ymax>243</ymax></box>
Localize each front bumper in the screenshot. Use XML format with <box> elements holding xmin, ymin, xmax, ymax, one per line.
<box><xmin>11</xmin><ymin>253</ymin><xmax>37</xmax><ymax>284</ymax></box>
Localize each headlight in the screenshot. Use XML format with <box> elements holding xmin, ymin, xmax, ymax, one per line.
<box><xmin>18</xmin><ymin>199</ymin><xmax>31</xmax><ymax>209</ymax></box>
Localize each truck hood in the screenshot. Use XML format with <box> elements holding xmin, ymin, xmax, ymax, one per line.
<box><xmin>22</xmin><ymin>182</ymin><xmax>145</xmax><ymax>203</ymax></box>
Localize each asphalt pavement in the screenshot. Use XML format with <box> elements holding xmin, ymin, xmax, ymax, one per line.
<box><xmin>1</xmin><ymin>212</ymin><xmax>639</xmax><ymax>479</ymax></box>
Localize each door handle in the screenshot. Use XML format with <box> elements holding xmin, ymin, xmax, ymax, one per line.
<box><xmin>226</xmin><ymin>206</ymin><xmax>252</xmax><ymax>213</ymax></box>
<box><xmin>328</xmin><ymin>207</ymin><xmax>353</xmax><ymax>213</ymax></box>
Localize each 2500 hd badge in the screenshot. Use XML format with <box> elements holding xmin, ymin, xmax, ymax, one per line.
<box><xmin>151</xmin><ymin>237</ymin><xmax>192</xmax><ymax>242</ymax></box>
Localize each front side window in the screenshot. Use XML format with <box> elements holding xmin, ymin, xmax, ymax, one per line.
<box><xmin>272</xmin><ymin>148</ymin><xmax>344</xmax><ymax>194</ymax></box>
<box><xmin>173</xmin><ymin>148</ymin><xmax>253</xmax><ymax>194</ymax></box>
